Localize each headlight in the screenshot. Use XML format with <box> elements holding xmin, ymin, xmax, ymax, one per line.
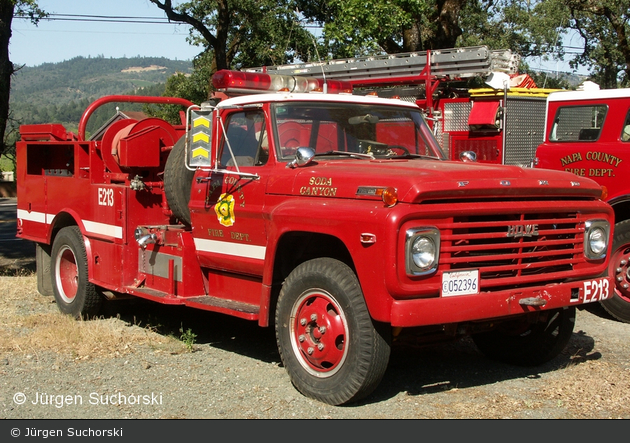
<box><xmin>405</xmin><ymin>228</ymin><xmax>440</xmax><ymax>276</ymax></box>
<box><xmin>584</xmin><ymin>220</ymin><xmax>610</xmax><ymax>260</ymax></box>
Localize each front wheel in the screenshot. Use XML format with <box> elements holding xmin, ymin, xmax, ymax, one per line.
<box><xmin>51</xmin><ymin>226</ymin><xmax>102</xmax><ymax>318</ymax></box>
<box><xmin>471</xmin><ymin>307</ymin><xmax>575</xmax><ymax>366</ymax></box>
<box><xmin>275</xmin><ymin>258</ymin><xmax>391</xmax><ymax>405</ymax></box>
<box><xmin>601</xmin><ymin>219</ymin><xmax>630</xmax><ymax>323</ymax></box>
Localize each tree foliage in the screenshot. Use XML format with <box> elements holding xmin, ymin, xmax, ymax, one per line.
<box><xmin>1</xmin><ymin>0</ymin><xmax>47</xmax><ymax>158</ymax></box>
<box><xmin>559</xmin><ymin>0</ymin><xmax>630</xmax><ymax>87</ymax></box>
<box><xmin>148</xmin><ymin>0</ymin><xmax>315</xmax><ymax>97</ymax></box>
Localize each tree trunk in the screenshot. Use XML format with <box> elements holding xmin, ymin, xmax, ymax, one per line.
<box><xmin>0</xmin><ymin>2</ymin><xmax>15</xmax><ymax>157</ymax></box>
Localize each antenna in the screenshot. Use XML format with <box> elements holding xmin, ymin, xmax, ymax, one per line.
<box><xmin>296</xmin><ymin>7</ymin><xmax>328</xmax><ymax>93</ymax></box>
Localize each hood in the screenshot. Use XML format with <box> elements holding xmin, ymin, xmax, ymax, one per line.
<box><xmin>279</xmin><ymin>158</ymin><xmax>604</xmax><ymax>202</ymax></box>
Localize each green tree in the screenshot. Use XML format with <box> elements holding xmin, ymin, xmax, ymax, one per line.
<box><xmin>458</xmin><ymin>0</ymin><xmax>567</xmax><ymax>60</ymax></box>
<box><xmin>298</xmin><ymin>0</ymin><xmax>470</xmax><ymax>58</ymax></box>
<box><xmin>0</xmin><ymin>0</ymin><xmax>46</xmax><ymax>159</ymax></box>
<box><xmin>149</xmin><ymin>0</ymin><xmax>314</xmax><ymax>95</ymax></box>
<box><xmin>561</xmin><ymin>0</ymin><xmax>630</xmax><ymax>87</ymax></box>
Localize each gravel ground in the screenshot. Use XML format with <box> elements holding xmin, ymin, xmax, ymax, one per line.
<box><xmin>1</xmin><ymin>275</ymin><xmax>630</xmax><ymax>420</ymax></box>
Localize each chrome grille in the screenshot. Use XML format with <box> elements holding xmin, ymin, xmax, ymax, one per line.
<box><xmin>440</xmin><ymin>212</ymin><xmax>583</xmax><ymax>289</ymax></box>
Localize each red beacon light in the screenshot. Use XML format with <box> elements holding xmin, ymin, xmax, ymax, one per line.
<box><xmin>212</xmin><ymin>70</ymin><xmax>353</xmax><ymax>95</ymax></box>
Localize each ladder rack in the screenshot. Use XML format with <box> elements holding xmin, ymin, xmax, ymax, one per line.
<box><xmin>244</xmin><ymin>46</ymin><xmax>520</xmax><ymax>87</ymax></box>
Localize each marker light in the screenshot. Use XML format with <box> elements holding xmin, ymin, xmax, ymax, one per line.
<box><xmin>212</xmin><ymin>70</ymin><xmax>353</xmax><ymax>95</ymax></box>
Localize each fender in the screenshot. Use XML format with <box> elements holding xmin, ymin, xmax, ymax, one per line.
<box><xmin>263</xmin><ymin>196</ymin><xmax>394</xmax><ymax>321</ymax></box>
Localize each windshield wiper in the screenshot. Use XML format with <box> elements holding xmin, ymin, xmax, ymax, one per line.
<box><xmin>388</xmin><ymin>153</ymin><xmax>441</xmax><ymax>160</ymax></box>
<box><xmin>315</xmin><ymin>150</ymin><xmax>375</xmax><ymax>160</ymax></box>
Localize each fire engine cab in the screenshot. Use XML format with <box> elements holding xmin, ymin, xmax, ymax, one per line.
<box><xmin>534</xmin><ymin>86</ymin><xmax>630</xmax><ymax>323</ymax></box>
<box><xmin>16</xmin><ymin>66</ymin><xmax>614</xmax><ymax>405</ymax></box>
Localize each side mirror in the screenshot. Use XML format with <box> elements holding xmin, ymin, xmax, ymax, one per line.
<box><xmin>287</xmin><ymin>147</ymin><xmax>315</xmax><ymax>169</ymax></box>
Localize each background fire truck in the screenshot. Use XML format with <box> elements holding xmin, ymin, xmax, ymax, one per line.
<box><xmin>16</xmin><ymin>62</ymin><xmax>614</xmax><ymax>405</ymax></box>
<box><xmin>534</xmin><ymin>87</ymin><xmax>630</xmax><ymax>323</ymax></box>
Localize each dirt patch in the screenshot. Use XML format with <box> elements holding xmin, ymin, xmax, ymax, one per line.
<box><xmin>121</xmin><ymin>65</ymin><xmax>166</xmax><ymax>73</ymax></box>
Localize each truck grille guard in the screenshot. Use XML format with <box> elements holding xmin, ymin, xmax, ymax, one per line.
<box><xmin>439</xmin><ymin>212</ymin><xmax>585</xmax><ymax>289</ymax></box>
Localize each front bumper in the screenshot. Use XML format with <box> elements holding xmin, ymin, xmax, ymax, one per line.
<box><xmin>389</xmin><ymin>276</ymin><xmax>612</xmax><ymax>327</ymax></box>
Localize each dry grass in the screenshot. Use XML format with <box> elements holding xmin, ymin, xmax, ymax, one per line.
<box><xmin>0</xmin><ymin>276</ymin><xmax>185</xmax><ymax>360</ymax></box>
<box><xmin>535</xmin><ymin>359</ymin><xmax>630</xmax><ymax>418</ymax></box>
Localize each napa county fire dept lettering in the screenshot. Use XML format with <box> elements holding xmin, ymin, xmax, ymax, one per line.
<box><xmin>561</xmin><ymin>151</ymin><xmax>623</xmax><ymax>177</ymax></box>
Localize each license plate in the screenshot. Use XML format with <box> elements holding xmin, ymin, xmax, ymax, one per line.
<box><xmin>442</xmin><ymin>270</ymin><xmax>479</xmax><ymax>297</ymax></box>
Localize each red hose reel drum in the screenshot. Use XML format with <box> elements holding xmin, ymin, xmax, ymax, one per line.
<box><xmin>101</xmin><ymin>118</ymin><xmax>178</xmax><ymax>173</ymax></box>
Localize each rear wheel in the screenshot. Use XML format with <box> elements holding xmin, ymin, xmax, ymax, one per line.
<box><xmin>275</xmin><ymin>258</ymin><xmax>391</xmax><ymax>405</ymax></box>
<box><xmin>51</xmin><ymin>226</ymin><xmax>102</xmax><ymax>318</ymax></box>
<box><xmin>471</xmin><ymin>307</ymin><xmax>575</xmax><ymax>366</ymax></box>
<box><xmin>601</xmin><ymin>219</ymin><xmax>630</xmax><ymax>323</ymax></box>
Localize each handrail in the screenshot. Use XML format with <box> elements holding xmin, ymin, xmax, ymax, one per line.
<box><xmin>77</xmin><ymin>95</ymin><xmax>195</xmax><ymax>141</ymax></box>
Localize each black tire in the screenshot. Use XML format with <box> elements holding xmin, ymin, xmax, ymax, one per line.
<box><xmin>51</xmin><ymin>226</ymin><xmax>102</xmax><ymax>318</ymax></box>
<box><xmin>471</xmin><ymin>307</ymin><xmax>575</xmax><ymax>366</ymax></box>
<box><xmin>601</xmin><ymin>219</ymin><xmax>630</xmax><ymax>323</ymax></box>
<box><xmin>275</xmin><ymin>258</ymin><xmax>391</xmax><ymax>405</ymax></box>
<box><xmin>164</xmin><ymin>134</ymin><xmax>194</xmax><ymax>226</ymax></box>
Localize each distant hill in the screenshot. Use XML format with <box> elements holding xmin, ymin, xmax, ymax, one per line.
<box><xmin>9</xmin><ymin>56</ymin><xmax>193</xmax><ymax>134</ymax></box>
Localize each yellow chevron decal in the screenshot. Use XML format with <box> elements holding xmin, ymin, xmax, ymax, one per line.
<box><xmin>192</xmin><ymin>132</ymin><xmax>210</xmax><ymax>143</ymax></box>
<box><xmin>193</xmin><ymin>117</ymin><xmax>210</xmax><ymax>128</ymax></box>
<box><xmin>192</xmin><ymin>147</ymin><xmax>209</xmax><ymax>159</ymax></box>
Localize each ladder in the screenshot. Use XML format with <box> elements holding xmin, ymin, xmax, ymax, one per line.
<box><xmin>244</xmin><ymin>46</ymin><xmax>520</xmax><ymax>88</ymax></box>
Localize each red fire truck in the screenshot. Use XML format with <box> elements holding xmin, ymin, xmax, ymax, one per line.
<box><xmin>16</xmin><ymin>67</ymin><xmax>614</xmax><ymax>405</ymax></box>
<box><xmin>534</xmin><ymin>87</ymin><xmax>630</xmax><ymax>323</ymax></box>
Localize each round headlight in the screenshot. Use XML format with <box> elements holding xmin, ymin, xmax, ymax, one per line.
<box><xmin>412</xmin><ymin>236</ymin><xmax>437</xmax><ymax>269</ymax></box>
<box><xmin>588</xmin><ymin>227</ymin><xmax>607</xmax><ymax>256</ymax></box>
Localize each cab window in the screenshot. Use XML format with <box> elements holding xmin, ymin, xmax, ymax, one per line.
<box><xmin>549</xmin><ymin>105</ymin><xmax>607</xmax><ymax>142</ymax></box>
<box><xmin>219</xmin><ymin>111</ymin><xmax>268</xmax><ymax>166</ymax></box>
<box><xmin>622</xmin><ymin>110</ymin><xmax>630</xmax><ymax>142</ymax></box>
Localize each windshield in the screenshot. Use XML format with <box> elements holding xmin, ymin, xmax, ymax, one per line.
<box><xmin>271</xmin><ymin>102</ymin><xmax>446</xmax><ymax>161</ymax></box>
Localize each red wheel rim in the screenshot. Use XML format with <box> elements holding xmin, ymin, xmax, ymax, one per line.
<box><xmin>611</xmin><ymin>244</ymin><xmax>630</xmax><ymax>303</ymax></box>
<box><xmin>55</xmin><ymin>245</ymin><xmax>79</xmax><ymax>303</ymax></box>
<box><xmin>290</xmin><ymin>290</ymin><xmax>349</xmax><ymax>377</ymax></box>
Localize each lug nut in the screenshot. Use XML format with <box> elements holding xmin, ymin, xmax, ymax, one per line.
<box><xmin>617</xmin><ymin>268</ymin><xmax>623</xmax><ymax>274</ymax></box>
<box><xmin>624</xmin><ymin>284</ymin><xmax>629</xmax><ymax>289</ymax></box>
<box><xmin>310</xmin><ymin>314</ymin><xmax>317</xmax><ymax>322</ymax></box>
<box><xmin>319</xmin><ymin>326</ymin><xmax>326</xmax><ymax>334</ymax></box>
<box><xmin>300</xmin><ymin>318</ymin><xmax>307</xmax><ymax>326</ymax></box>
<box><xmin>307</xmin><ymin>347</ymin><xmax>314</xmax><ymax>355</ymax></box>
<box><xmin>317</xmin><ymin>343</ymin><xmax>324</xmax><ymax>351</ymax></box>
<box><xmin>621</xmin><ymin>260</ymin><xmax>628</xmax><ymax>266</ymax></box>
<box><xmin>298</xmin><ymin>335</ymin><xmax>305</xmax><ymax>342</ymax></box>
<box><xmin>617</xmin><ymin>276</ymin><xmax>624</xmax><ymax>282</ymax></box>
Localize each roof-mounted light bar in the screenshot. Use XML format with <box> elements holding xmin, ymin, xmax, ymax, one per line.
<box><xmin>212</xmin><ymin>70</ymin><xmax>353</xmax><ymax>95</ymax></box>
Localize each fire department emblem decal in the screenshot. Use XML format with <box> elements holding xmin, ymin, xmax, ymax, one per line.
<box><xmin>214</xmin><ymin>193</ymin><xmax>235</xmax><ymax>227</ymax></box>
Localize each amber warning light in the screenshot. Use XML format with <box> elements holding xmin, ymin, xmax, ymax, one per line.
<box><xmin>212</xmin><ymin>70</ymin><xmax>353</xmax><ymax>95</ymax></box>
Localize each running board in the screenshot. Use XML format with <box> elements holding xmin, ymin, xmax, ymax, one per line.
<box><xmin>126</xmin><ymin>287</ymin><xmax>259</xmax><ymax>321</ymax></box>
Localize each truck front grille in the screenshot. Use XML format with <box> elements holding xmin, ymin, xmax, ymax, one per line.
<box><xmin>440</xmin><ymin>212</ymin><xmax>583</xmax><ymax>289</ymax></box>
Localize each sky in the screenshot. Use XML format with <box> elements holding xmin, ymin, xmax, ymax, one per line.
<box><xmin>10</xmin><ymin>0</ymin><xmax>201</xmax><ymax>67</ymax></box>
<box><xmin>9</xmin><ymin>0</ymin><xmax>588</xmax><ymax>76</ymax></box>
